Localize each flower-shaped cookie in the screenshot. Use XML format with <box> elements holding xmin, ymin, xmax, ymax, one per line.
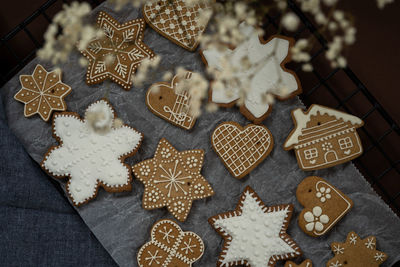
<box><xmin>14</xmin><ymin>64</ymin><xmax>71</xmax><ymax>121</ymax></box>
<box><xmin>137</xmin><ymin>219</ymin><xmax>204</xmax><ymax>267</ymax></box>
<box><xmin>41</xmin><ymin>99</ymin><xmax>143</xmax><ymax>206</ymax></box>
<box><xmin>132</xmin><ymin>138</ymin><xmax>214</xmax><ymax>221</ymax></box>
<box><xmin>81</xmin><ymin>11</ymin><xmax>155</xmax><ymax>90</ymax></box>
<box><xmin>303</xmin><ymin>206</ymin><xmax>329</xmax><ymax>232</ymax></box>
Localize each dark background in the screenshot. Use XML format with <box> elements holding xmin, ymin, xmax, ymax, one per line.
<box><xmin>0</xmin><ymin>0</ymin><xmax>399</xmax><ymax>213</ymax></box>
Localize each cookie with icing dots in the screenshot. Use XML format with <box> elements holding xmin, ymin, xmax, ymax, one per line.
<box><xmin>14</xmin><ymin>64</ymin><xmax>71</xmax><ymax>122</ymax></box>
<box><xmin>209</xmin><ymin>186</ymin><xmax>302</xmax><ymax>267</ymax></box>
<box><xmin>137</xmin><ymin>219</ymin><xmax>204</xmax><ymax>267</ymax></box>
<box><xmin>41</xmin><ymin>99</ymin><xmax>143</xmax><ymax>206</ymax></box>
<box><xmin>200</xmin><ymin>22</ymin><xmax>302</xmax><ymax>124</ymax></box>
<box><xmin>327</xmin><ymin>232</ymin><xmax>387</xmax><ymax>267</ymax></box>
<box><xmin>211</xmin><ymin>121</ymin><xmax>274</xmax><ymax>179</ymax></box>
<box><xmin>285</xmin><ymin>259</ymin><xmax>313</xmax><ymax>267</ymax></box>
<box><xmin>146</xmin><ymin>71</ymin><xmax>196</xmax><ymax>130</ymax></box>
<box><xmin>284</xmin><ymin>104</ymin><xmax>364</xmax><ymax>171</ymax></box>
<box><xmin>143</xmin><ymin>0</ymin><xmax>213</xmax><ymax>51</ymax></box>
<box><xmin>80</xmin><ymin>11</ymin><xmax>155</xmax><ymax>90</ymax></box>
<box><xmin>297</xmin><ymin>176</ymin><xmax>353</xmax><ymax>237</ymax></box>
<box><xmin>132</xmin><ymin>138</ymin><xmax>214</xmax><ymax>221</ymax></box>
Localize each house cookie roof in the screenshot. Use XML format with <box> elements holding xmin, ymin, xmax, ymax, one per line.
<box><xmin>284</xmin><ymin>104</ymin><xmax>364</xmax><ymax>148</ymax></box>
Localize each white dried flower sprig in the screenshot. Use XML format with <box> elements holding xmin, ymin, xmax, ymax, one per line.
<box><xmin>131</xmin><ymin>56</ymin><xmax>161</xmax><ymax>87</ymax></box>
<box><xmin>37</xmin><ymin>2</ymin><xmax>103</xmax><ymax>65</ymax></box>
<box><xmin>376</xmin><ymin>0</ymin><xmax>395</xmax><ymax>9</ymax></box>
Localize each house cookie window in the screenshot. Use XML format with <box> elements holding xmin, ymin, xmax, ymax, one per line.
<box><xmin>339</xmin><ymin>137</ymin><xmax>353</xmax><ymax>150</ymax></box>
<box><xmin>304</xmin><ymin>148</ymin><xmax>318</xmax><ymax>159</ymax></box>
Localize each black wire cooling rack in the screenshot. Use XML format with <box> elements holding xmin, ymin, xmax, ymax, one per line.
<box><xmin>1</xmin><ymin>0</ymin><xmax>399</xmax><ymax>216</ymax></box>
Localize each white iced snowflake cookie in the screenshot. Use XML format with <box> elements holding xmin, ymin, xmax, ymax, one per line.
<box><xmin>41</xmin><ymin>99</ymin><xmax>143</xmax><ymax>206</ymax></box>
<box><xmin>200</xmin><ymin>23</ymin><xmax>302</xmax><ymax>124</ymax></box>
<box><xmin>209</xmin><ymin>186</ymin><xmax>302</xmax><ymax>267</ymax></box>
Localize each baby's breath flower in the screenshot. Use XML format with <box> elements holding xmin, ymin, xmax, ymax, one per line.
<box><xmin>282</xmin><ymin>12</ymin><xmax>300</xmax><ymax>31</ymax></box>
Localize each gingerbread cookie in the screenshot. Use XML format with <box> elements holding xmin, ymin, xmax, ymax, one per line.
<box><xmin>137</xmin><ymin>219</ymin><xmax>204</xmax><ymax>267</ymax></box>
<box><xmin>200</xmin><ymin>23</ymin><xmax>302</xmax><ymax>124</ymax></box>
<box><xmin>81</xmin><ymin>11</ymin><xmax>155</xmax><ymax>90</ymax></box>
<box><xmin>14</xmin><ymin>64</ymin><xmax>71</xmax><ymax>122</ymax></box>
<box><xmin>296</xmin><ymin>176</ymin><xmax>353</xmax><ymax>237</ymax></box>
<box><xmin>146</xmin><ymin>71</ymin><xmax>196</xmax><ymax>130</ymax></box>
<box><xmin>285</xmin><ymin>259</ymin><xmax>313</xmax><ymax>267</ymax></box>
<box><xmin>143</xmin><ymin>0</ymin><xmax>213</xmax><ymax>51</ymax></box>
<box><xmin>41</xmin><ymin>99</ymin><xmax>143</xmax><ymax>206</ymax></box>
<box><xmin>327</xmin><ymin>232</ymin><xmax>387</xmax><ymax>267</ymax></box>
<box><xmin>211</xmin><ymin>121</ymin><xmax>274</xmax><ymax>179</ymax></box>
<box><xmin>284</xmin><ymin>104</ymin><xmax>364</xmax><ymax>171</ymax></box>
<box><xmin>209</xmin><ymin>186</ymin><xmax>302</xmax><ymax>267</ymax></box>
<box><xmin>132</xmin><ymin>138</ymin><xmax>214</xmax><ymax>221</ymax></box>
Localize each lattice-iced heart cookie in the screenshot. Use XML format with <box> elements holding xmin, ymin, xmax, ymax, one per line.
<box><xmin>327</xmin><ymin>232</ymin><xmax>387</xmax><ymax>267</ymax></box>
<box><xmin>137</xmin><ymin>219</ymin><xmax>204</xmax><ymax>267</ymax></box>
<box><xmin>211</xmin><ymin>121</ymin><xmax>274</xmax><ymax>179</ymax></box>
<box><xmin>146</xmin><ymin>71</ymin><xmax>196</xmax><ymax>130</ymax></box>
<box><xmin>143</xmin><ymin>0</ymin><xmax>213</xmax><ymax>51</ymax></box>
<box><xmin>41</xmin><ymin>99</ymin><xmax>143</xmax><ymax>206</ymax></box>
<box><xmin>14</xmin><ymin>64</ymin><xmax>71</xmax><ymax>122</ymax></box>
<box><xmin>132</xmin><ymin>138</ymin><xmax>214</xmax><ymax>221</ymax></box>
<box><xmin>296</xmin><ymin>176</ymin><xmax>353</xmax><ymax>237</ymax></box>
<box><xmin>81</xmin><ymin>11</ymin><xmax>155</xmax><ymax>90</ymax></box>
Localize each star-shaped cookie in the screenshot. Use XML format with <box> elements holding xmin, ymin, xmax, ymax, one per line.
<box><xmin>327</xmin><ymin>232</ymin><xmax>387</xmax><ymax>267</ymax></box>
<box><xmin>209</xmin><ymin>186</ymin><xmax>301</xmax><ymax>267</ymax></box>
<box><xmin>14</xmin><ymin>64</ymin><xmax>71</xmax><ymax>121</ymax></box>
<box><xmin>81</xmin><ymin>11</ymin><xmax>155</xmax><ymax>90</ymax></box>
<box><xmin>132</xmin><ymin>138</ymin><xmax>214</xmax><ymax>221</ymax></box>
<box><xmin>200</xmin><ymin>23</ymin><xmax>302</xmax><ymax>124</ymax></box>
<box><xmin>285</xmin><ymin>259</ymin><xmax>312</xmax><ymax>267</ymax></box>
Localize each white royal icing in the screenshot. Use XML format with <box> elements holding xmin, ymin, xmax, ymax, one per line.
<box><xmin>203</xmin><ymin>23</ymin><xmax>299</xmax><ymax>119</ymax></box>
<box><xmin>42</xmin><ymin>100</ymin><xmax>143</xmax><ymax>205</ymax></box>
<box><xmin>213</xmin><ymin>190</ymin><xmax>298</xmax><ymax>267</ymax></box>
<box><xmin>284</xmin><ymin>104</ymin><xmax>363</xmax><ymax>148</ymax></box>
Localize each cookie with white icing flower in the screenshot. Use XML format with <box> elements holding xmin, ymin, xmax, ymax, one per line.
<box><xmin>41</xmin><ymin>99</ymin><xmax>143</xmax><ymax>206</ymax></box>
<box><xmin>146</xmin><ymin>71</ymin><xmax>196</xmax><ymax>130</ymax></box>
<box><xmin>200</xmin><ymin>23</ymin><xmax>302</xmax><ymax>124</ymax></box>
<box><xmin>137</xmin><ymin>219</ymin><xmax>204</xmax><ymax>267</ymax></box>
<box><xmin>327</xmin><ymin>232</ymin><xmax>387</xmax><ymax>267</ymax></box>
<box><xmin>132</xmin><ymin>138</ymin><xmax>214</xmax><ymax>221</ymax></box>
<box><xmin>14</xmin><ymin>64</ymin><xmax>71</xmax><ymax>122</ymax></box>
<box><xmin>209</xmin><ymin>186</ymin><xmax>302</xmax><ymax>267</ymax></box>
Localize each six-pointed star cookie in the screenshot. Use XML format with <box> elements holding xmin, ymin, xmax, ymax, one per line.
<box><xmin>132</xmin><ymin>138</ymin><xmax>214</xmax><ymax>221</ymax></box>
<box><xmin>200</xmin><ymin>23</ymin><xmax>302</xmax><ymax>124</ymax></box>
<box><xmin>327</xmin><ymin>232</ymin><xmax>387</xmax><ymax>267</ymax></box>
<box><xmin>81</xmin><ymin>11</ymin><xmax>155</xmax><ymax>90</ymax></box>
<box><xmin>209</xmin><ymin>186</ymin><xmax>301</xmax><ymax>267</ymax></box>
<box><xmin>14</xmin><ymin>64</ymin><xmax>71</xmax><ymax>121</ymax></box>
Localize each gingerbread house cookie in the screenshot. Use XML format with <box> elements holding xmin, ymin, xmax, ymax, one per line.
<box><xmin>284</xmin><ymin>104</ymin><xmax>364</xmax><ymax>171</ymax></box>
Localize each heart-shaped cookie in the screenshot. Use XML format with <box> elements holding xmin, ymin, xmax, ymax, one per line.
<box><xmin>146</xmin><ymin>72</ymin><xmax>196</xmax><ymax>130</ymax></box>
<box><xmin>137</xmin><ymin>219</ymin><xmax>204</xmax><ymax>267</ymax></box>
<box><xmin>211</xmin><ymin>121</ymin><xmax>274</xmax><ymax>179</ymax></box>
<box><xmin>143</xmin><ymin>0</ymin><xmax>213</xmax><ymax>51</ymax></box>
<box><xmin>296</xmin><ymin>176</ymin><xmax>353</xmax><ymax>237</ymax></box>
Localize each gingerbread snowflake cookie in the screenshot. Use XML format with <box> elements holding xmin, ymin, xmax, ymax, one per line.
<box><xmin>285</xmin><ymin>259</ymin><xmax>312</xmax><ymax>267</ymax></box>
<box><xmin>327</xmin><ymin>232</ymin><xmax>387</xmax><ymax>267</ymax></box>
<box><xmin>284</xmin><ymin>104</ymin><xmax>364</xmax><ymax>171</ymax></box>
<box><xmin>132</xmin><ymin>138</ymin><xmax>214</xmax><ymax>221</ymax></box>
<box><xmin>143</xmin><ymin>0</ymin><xmax>213</xmax><ymax>51</ymax></box>
<box><xmin>41</xmin><ymin>99</ymin><xmax>143</xmax><ymax>206</ymax></box>
<box><xmin>137</xmin><ymin>219</ymin><xmax>204</xmax><ymax>267</ymax></box>
<box><xmin>209</xmin><ymin>186</ymin><xmax>302</xmax><ymax>267</ymax></box>
<box><xmin>211</xmin><ymin>122</ymin><xmax>274</xmax><ymax>179</ymax></box>
<box><xmin>81</xmin><ymin>11</ymin><xmax>155</xmax><ymax>90</ymax></box>
<box><xmin>14</xmin><ymin>64</ymin><xmax>71</xmax><ymax>121</ymax></box>
<box><xmin>200</xmin><ymin>23</ymin><xmax>302</xmax><ymax>124</ymax></box>
<box><xmin>146</xmin><ymin>71</ymin><xmax>196</xmax><ymax>130</ymax></box>
<box><xmin>297</xmin><ymin>176</ymin><xmax>353</xmax><ymax>237</ymax></box>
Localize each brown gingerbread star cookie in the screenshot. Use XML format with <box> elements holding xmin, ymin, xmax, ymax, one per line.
<box><xmin>285</xmin><ymin>259</ymin><xmax>313</xmax><ymax>267</ymax></box>
<box><xmin>81</xmin><ymin>11</ymin><xmax>155</xmax><ymax>90</ymax></box>
<box><xmin>327</xmin><ymin>232</ymin><xmax>387</xmax><ymax>267</ymax></box>
<box><xmin>14</xmin><ymin>64</ymin><xmax>71</xmax><ymax>121</ymax></box>
<box><xmin>132</xmin><ymin>138</ymin><xmax>214</xmax><ymax>221</ymax></box>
